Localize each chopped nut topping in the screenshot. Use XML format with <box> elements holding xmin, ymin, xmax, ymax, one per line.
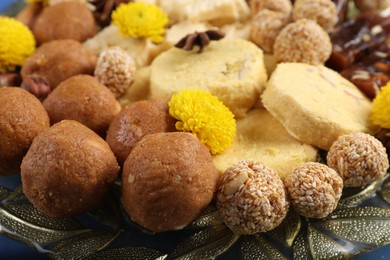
<box><xmin>174</xmin><ymin>30</ymin><xmax>225</xmax><ymax>53</ymax></box>
<box><xmin>21</xmin><ymin>74</ymin><xmax>51</xmax><ymax>101</ymax></box>
<box><xmin>216</xmin><ymin>160</ymin><xmax>289</xmax><ymax>235</ymax></box>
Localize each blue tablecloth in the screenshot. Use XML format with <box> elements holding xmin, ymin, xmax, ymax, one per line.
<box><xmin>0</xmin><ymin>0</ymin><xmax>17</xmax><ymax>13</ymax></box>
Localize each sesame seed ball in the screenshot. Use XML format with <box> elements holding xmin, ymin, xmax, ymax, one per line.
<box><xmin>327</xmin><ymin>132</ymin><xmax>389</xmax><ymax>187</ymax></box>
<box><xmin>273</xmin><ymin>19</ymin><xmax>332</xmax><ymax>65</ymax></box>
<box><xmin>94</xmin><ymin>47</ymin><xmax>136</xmax><ymax>98</ymax></box>
<box><xmin>293</xmin><ymin>0</ymin><xmax>338</xmax><ymax>32</ymax></box>
<box><xmin>284</xmin><ymin>162</ymin><xmax>343</xmax><ymax>219</ymax></box>
<box><xmin>249</xmin><ymin>0</ymin><xmax>293</xmax><ymax>19</ymax></box>
<box><xmin>250</xmin><ymin>9</ymin><xmax>289</xmax><ymax>53</ymax></box>
<box><xmin>216</xmin><ymin>160</ymin><xmax>289</xmax><ymax>235</ymax></box>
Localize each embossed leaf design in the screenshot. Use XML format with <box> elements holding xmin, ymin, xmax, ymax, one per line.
<box><xmin>187</xmin><ymin>207</ymin><xmax>224</xmax><ymax>229</ymax></box>
<box><xmin>0</xmin><ymin>188</ymin><xmax>88</xmax><ymax>244</ymax></box>
<box><xmin>167</xmin><ymin>225</ymin><xmax>239</xmax><ymax>259</ymax></box>
<box><xmin>240</xmin><ymin>235</ymin><xmax>287</xmax><ymax>260</ymax></box>
<box><xmin>379</xmin><ymin>175</ymin><xmax>390</xmax><ymax>204</ymax></box>
<box><xmin>267</xmin><ymin>210</ymin><xmax>301</xmax><ymax>247</ymax></box>
<box><xmin>337</xmin><ymin>180</ymin><xmax>382</xmax><ymax>209</ymax></box>
<box><xmin>293</xmin><ymin>225</ymin><xmax>349</xmax><ymax>260</ymax></box>
<box><xmin>50</xmin><ymin>230</ymin><xmax>120</xmax><ymax>260</ymax></box>
<box><xmin>317</xmin><ymin>207</ymin><xmax>390</xmax><ymax>247</ymax></box>
<box><xmin>0</xmin><ymin>185</ymin><xmax>11</xmax><ymax>200</ymax></box>
<box><xmin>84</xmin><ymin>246</ymin><xmax>165</xmax><ymax>260</ymax></box>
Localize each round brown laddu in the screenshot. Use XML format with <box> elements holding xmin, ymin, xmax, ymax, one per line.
<box><xmin>106</xmin><ymin>99</ymin><xmax>176</xmax><ymax>165</ymax></box>
<box><xmin>122</xmin><ymin>132</ymin><xmax>219</xmax><ymax>233</ymax></box>
<box><xmin>21</xmin><ymin>39</ymin><xmax>97</xmax><ymax>90</ymax></box>
<box><xmin>32</xmin><ymin>1</ymin><xmax>97</xmax><ymax>44</ymax></box>
<box><xmin>43</xmin><ymin>75</ymin><xmax>121</xmax><ymax>136</ymax></box>
<box><xmin>21</xmin><ymin>120</ymin><xmax>120</xmax><ymax>217</ymax></box>
<box><xmin>0</xmin><ymin>87</ymin><xmax>49</xmax><ymax>176</ymax></box>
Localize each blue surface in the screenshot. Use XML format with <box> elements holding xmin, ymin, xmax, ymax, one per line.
<box><xmin>0</xmin><ymin>0</ymin><xmax>17</xmax><ymax>13</ymax></box>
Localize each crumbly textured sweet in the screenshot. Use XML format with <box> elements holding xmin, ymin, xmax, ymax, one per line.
<box><xmin>284</xmin><ymin>162</ymin><xmax>343</xmax><ymax>219</ymax></box>
<box><xmin>119</xmin><ymin>66</ymin><xmax>151</xmax><ymax>107</ymax></box>
<box><xmin>94</xmin><ymin>47</ymin><xmax>136</xmax><ymax>98</ymax></box>
<box><xmin>43</xmin><ymin>75</ymin><xmax>121</xmax><ymax>136</ymax></box>
<box><xmin>0</xmin><ymin>87</ymin><xmax>50</xmax><ymax>176</ymax></box>
<box><xmin>21</xmin><ymin>39</ymin><xmax>97</xmax><ymax>89</ymax></box>
<box><xmin>159</xmin><ymin>0</ymin><xmax>250</xmax><ymax>25</ymax></box>
<box><xmin>122</xmin><ymin>132</ymin><xmax>219</xmax><ymax>232</ymax></box>
<box><xmin>261</xmin><ymin>63</ymin><xmax>377</xmax><ymax>150</ymax></box>
<box><xmin>273</xmin><ymin>19</ymin><xmax>332</xmax><ymax>65</ymax></box>
<box><xmin>250</xmin><ymin>9</ymin><xmax>289</xmax><ymax>53</ymax></box>
<box><xmin>249</xmin><ymin>0</ymin><xmax>292</xmax><ymax>18</ymax></box>
<box><xmin>212</xmin><ymin>107</ymin><xmax>318</xmax><ymax>180</ymax></box>
<box><xmin>21</xmin><ymin>120</ymin><xmax>120</xmax><ymax>217</ymax></box>
<box><xmin>106</xmin><ymin>99</ymin><xmax>176</xmax><ymax>165</ymax></box>
<box><xmin>83</xmin><ymin>24</ymin><xmax>158</xmax><ymax>68</ymax></box>
<box><xmin>293</xmin><ymin>0</ymin><xmax>338</xmax><ymax>32</ymax></box>
<box><xmin>150</xmin><ymin>39</ymin><xmax>268</xmax><ymax>118</ymax></box>
<box><xmin>32</xmin><ymin>2</ymin><xmax>97</xmax><ymax>44</ymax></box>
<box><xmin>327</xmin><ymin>132</ymin><xmax>389</xmax><ymax>187</ymax></box>
<box><xmin>216</xmin><ymin>160</ymin><xmax>289</xmax><ymax>235</ymax></box>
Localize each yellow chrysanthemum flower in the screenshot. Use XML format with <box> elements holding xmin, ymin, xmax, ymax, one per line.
<box><xmin>371</xmin><ymin>82</ymin><xmax>390</xmax><ymax>129</ymax></box>
<box><xmin>169</xmin><ymin>89</ymin><xmax>236</xmax><ymax>155</ymax></box>
<box><xmin>27</xmin><ymin>0</ymin><xmax>49</xmax><ymax>4</ymax></box>
<box><xmin>111</xmin><ymin>2</ymin><xmax>169</xmax><ymax>43</ymax></box>
<box><xmin>0</xmin><ymin>16</ymin><xmax>35</xmax><ymax>73</ymax></box>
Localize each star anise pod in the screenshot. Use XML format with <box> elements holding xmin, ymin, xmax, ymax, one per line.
<box><xmin>175</xmin><ymin>30</ymin><xmax>225</xmax><ymax>53</ymax></box>
<box><xmin>88</xmin><ymin>0</ymin><xmax>133</xmax><ymax>27</ymax></box>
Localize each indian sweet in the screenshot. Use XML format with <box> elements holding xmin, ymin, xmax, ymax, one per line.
<box><xmin>21</xmin><ymin>39</ymin><xmax>97</xmax><ymax>91</ymax></box>
<box><xmin>327</xmin><ymin>132</ymin><xmax>389</xmax><ymax>187</ymax></box>
<box><xmin>43</xmin><ymin>75</ymin><xmax>121</xmax><ymax>136</ymax></box>
<box><xmin>122</xmin><ymin>132</ymin><xmax>219</xmax><ymax>232</ymax></box>
<box><xmin>21</xmin><ymin>120</ymin><xmax>120</xmax><ymax>217</ymax></box>
<box><xmin>0</xmin><ymin>87</ymin><xmax>49</xmax><ymax>176</ymax></box>
<box><xmin>106</xmin><ymin>99</ymin><xmax>176</xmax><ymax>165</ymax></box>
<box><xmin>216</xmin><ymin>160</ymin><xmax>289</xmax><ymax>234</ymax></box>
<box><xmin>32</xmin><ymin>1</ymin><xmax>97</xmax><ymax>44</ymax></box>
<box><xmin>284</xmin><ymin>162</ymin><xmax>343</xmax><ymax>218</ymax></box>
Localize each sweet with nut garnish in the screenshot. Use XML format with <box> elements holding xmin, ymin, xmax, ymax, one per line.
<box><xmin>150</xmin><ymin>37</ymin><xmax>267</xmax><ymax>118</ymax></box>
<box><xmin>216</xmin><ymin>160</ymin><xmax>289</xmax><ymax>235</ymax></box>
<box><xmin>212</xmin><ymin>107</ymin><xmax>318</xmax><ymax>180</ymax></box>
<box><xmin>284</xmin><ymin>162</ymin><xmax>343</xmax><ymax>219</ymax></box>
<box><xmin>106</xmin><ymin>99</ymin><xmax>176</xmax><ymax>165</ymax></box>
<box><xmin>122</xmin><ymin>132</ymin><xmax>219</xmax><ymax>233</ymax></box>
<box><xmin>262</xmin><ymin>62</ymin><xmax>377</xmax><ymax>150</ymax></box>
<box><xmin>21</xmin><ymin>120</ymin><xmax>120</xmax><ymax>217</ymax></box>
<box><xmin>327</xmin><ymin>132</ymin><xmax>389</xmax><ymax>187</ymax></box>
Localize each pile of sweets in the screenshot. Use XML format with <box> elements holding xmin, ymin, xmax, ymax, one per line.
<box><xmin>0</xmin><ymin>0</ymin><xmax>390</xmax><ymax>234</ymax></box>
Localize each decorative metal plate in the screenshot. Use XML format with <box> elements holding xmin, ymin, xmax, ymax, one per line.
<box><xmin>0</xmin><ymin>174</ymin><xmax>389</xmax><ymax>259</ymax></box>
